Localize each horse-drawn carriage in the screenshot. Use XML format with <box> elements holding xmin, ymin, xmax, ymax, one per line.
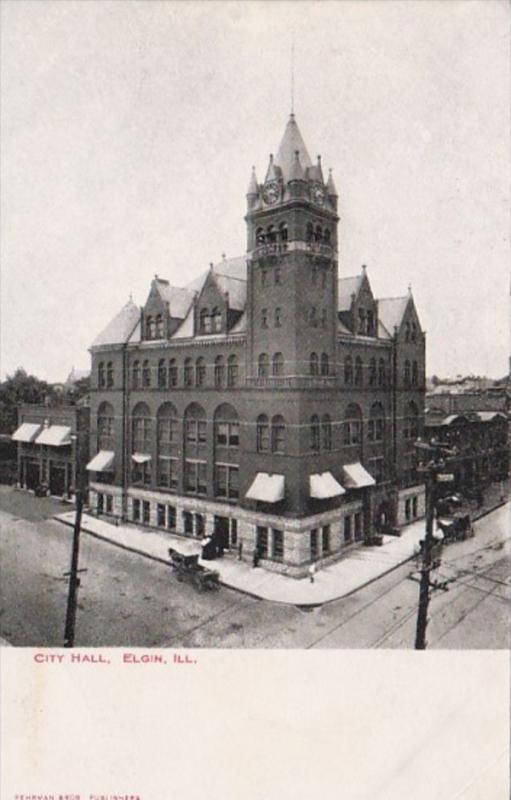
<box><xmin>436</xmin><ymin>512</ymin><xmax>474</xmax><ymax>544</ymax></box>
<box><xmin>168</xmin><ymin>547</ymin><xmax>220</xmax><ymax>591</ymax></box>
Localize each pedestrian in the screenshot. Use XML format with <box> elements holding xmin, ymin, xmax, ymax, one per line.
<box><xmin>238</xmin><ymin>540</ymin><xmax>243</xmax><ymax>561</ymax></box>
<box><xmin>252</xmin><ymin>547</ymin><xmax>259</xmax><ymax>568</ymax></box>
<box><xmin>309</xmin><ymin>563</ymin><xmax>316</xmax><ymax>584</ymax></box>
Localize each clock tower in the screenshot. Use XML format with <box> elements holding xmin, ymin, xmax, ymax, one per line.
<box><xmin>245</xmin><ymin>114</ymin><xmax>339</xmax><ymax>385</ymax></box>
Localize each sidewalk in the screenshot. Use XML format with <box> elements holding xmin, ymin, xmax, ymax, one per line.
<box><xmin>54</xmin><ymin>510</ymin><xmax>429</xmax><ymax>606</ymax></box>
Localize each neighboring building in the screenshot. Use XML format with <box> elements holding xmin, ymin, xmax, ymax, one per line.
<box><xmin>426</xmin><ymin>389</ymin><xmax>509</xmax><ymax>416</ymax></box>
<box><xmin>87</xmin><ymin>114</ymin><xmax>426</xmax><ymax>576</ymax></box>
<box><xmin>12</xmin><ymin>404</ymin><xmax>90</xmax><ymax>498</ymax></box>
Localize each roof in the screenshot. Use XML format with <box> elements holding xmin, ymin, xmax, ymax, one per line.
<box><xmin>155</xmin><ymin>281</ymin><xmax>197</xmax><ymax>319</ymax></box>
<box><xmin>214</xmin><ymin>273</ymin><xmax>246</xmax><ymax>310</ymax></box>
<box><xmin>274</xmin><ymin>114</ymin><xmax>313</xmax><ymax>182</ymax></box>
<box><xmin>92</xmin><ymin>299</ymin><xmax>140</xmax><ymax>347</ymax></box>
<box><xmin>338</xmin><ymin>275</ymin><xmax>363</xmax><ymax>311</ymax></box>
<box><xmin>377</xmin><ymin>296</ymin><xmax>409</xmax><ymax>334</ymax></box>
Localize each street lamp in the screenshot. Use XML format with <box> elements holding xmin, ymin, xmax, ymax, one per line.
<box><xmin>63</xmin><ymin>434</ymin><xmax>84</xmax><ymax>648</ymax></box>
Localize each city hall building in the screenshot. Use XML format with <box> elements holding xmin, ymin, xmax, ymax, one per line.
<box><xmin>88</xmin><ymin>115</ymin><xmax>426</xmax><ymax>576</ymax></box>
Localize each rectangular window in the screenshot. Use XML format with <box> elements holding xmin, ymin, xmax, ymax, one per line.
<box><xmin>405</xmin><ymin>498</ymin><xmax>411</xmax><ymax>521</ymax></box>
<box><xmin>97</xmin><ymin>493</ymin><xmax>104</xmax><ymax>514</ymax></box>
<box><xmin>133</xmin><ymin>498</ymin><xmax>141</xmax><ymax>522</ymax></box>
<box><xmin>215</xmin><ymin>464</ymin><xmax>239</xmax><ymax>499</ymax></box>
<box><xmin>354</xmin><ymin>512</ymin><xmax>363</xmax><ymax>541</ymax></box>
<box><xmin>157</xmin><ymin>503</ymin><xmax>166</xmax><ymax>527</ymax></box>
<box><xmin>310</xmin><ymin>528</ymin><xmax>318</xmax><ymax>559</ymax></box>
<box><xmin>272</xmin><ymin>529</ymin><xmax>284</xmax><ymax>562</ymax></box>
<box><xmin>106</xmin><ymin>495</ymin><xmax>113</xmax><ymax>514</ymax></box>
<box><xmin>142</xmin><ymin>501</ymin><xmax>150</xmax><ymax>524</ymax></box>
<box><xmin>195</xmin><ymin>514</ymin><xmax>205</xmax><ymax>537</ymax></box>
<box><xmin>132</xmin><ymin>461</ymin><xmax>151</xmax><ymax>486</ymax></box>
<box><xmin>256</xmin><ymin>526</ymin><xmax>268</xmax><ymax>558</ymax></box>
<box><xmin>167</xmin><ymin>505</ymin><xmax>176</xmax><ymax>530</ymax></box>
<box><xmin>158</xmin><ymin>457</ymin><xmax>178</xmax><ymax>489</ymax></box>
<box><xmin>274</xmin><ymin>267</ymin><xmax>281</xmax><ymax>285</ymax></box>
<box><xmin>185</xmin><ymin>460</ymin><xmax>207</xmax><ymax>494</ymax></box>
<box><xmin>230</xmin><ymin>519</ymin><xmax>238</xmax><ymax>547</ymax></box>
<box><xmin>322</xmin><ymin>525</ymin><xmax>331</xmax><ymax>555</ymax></box>
<box><xmin>412</xmin><ymin>496</ymin><xmax>418</xmax><ymax>518</ymax></box>
<box><xmin>344</xmin><ymin>516</ymin><xmax>352</xmax><ymax>542</ymax></box>
<box><xmin>183</xmin><ymin>511</ymin><xmax>193</xmax><ymax>534</ymax></box>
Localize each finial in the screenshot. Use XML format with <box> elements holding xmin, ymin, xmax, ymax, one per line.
<box><xmin>269</xmin><ymin>153</ymin><xmax>274</xmax><ymax>163</ymax></box>
<box><xmin>209</xmin><ymin>262</ymin><xmax>214</xmax><ymax>270</ymax></box>
<box><xmin>362</xmin><ymin>264</ymin><xmax>367</xmax><ymax>273</ymax></box>
<box><xmin>221</xmin><ymin>253</ymin><xmax>226</xmax><ymax>261</ymax></box>
<box><xmin>128</xmin><ymin>292</ymin><xmax>133</xmax><ymax>302</ymax></box>
<box><xmin>317</xmin><ymin>155</ymin><xmax>321</xmax><ymax>164</ymax></box>
<box><xmin>154</xmin><ymin>273</ymin><xmax>158</xmax><ymax>280</ymax></box>
<box><xmin>408</xmin><ymin>283</ymin><xmax>412</xmax><ymax>295</ymax></box>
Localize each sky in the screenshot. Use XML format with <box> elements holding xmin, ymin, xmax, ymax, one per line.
<box><xmin>1</xmin><ymin>0</ymin><xmax>509</xmax><ymax>382</ymax></box>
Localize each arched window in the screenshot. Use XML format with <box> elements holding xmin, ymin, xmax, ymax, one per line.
<box><xmin>184</xmin><ymin>403</ymin><xmax>207</xmax><ymax>494</ymax></box>
<box><xmin>378</xmin><ymin>358</ymin><xmax>386</xmax><ymax>387</ymax></box>
<box><xmin>279</xmin><ymin>223</ymin><xmax>288</xmax><ymax>249</ymax></box>
<box><xmin>155</xmin><ymin>314</ymin><xmax>164</xmax><ymax>338</ymax></box>
<box><xmin>315</xmin><ymin>225</ymin><xmax>323</xmax><ymax>242</ymax></box>
<box><xmin>98</xmin><ymin>361</ymin><xmax>105</xmax><ymax>388</ymax></box>
<box><xmin>405</xmin><ymin>323</ymin><xmax>410</xmax><ymax>342</ymax></box>
<box><xmin>412</xmin><ymin>361</ymin><xmax>418</xmax><ymax>386</ymax></box>
<box><xmin>306</xmin><ymin>222</ymin><xmax>314</xmax><ymax>243</ymax></box>
<box><xmin>132</xmin><ymin>360</ymin><xmax>140</xmax><ymax>389</ymax></box>
<box><xmin>255</xmin><ymin>227</ymin><xmax>264</xmax><ymax>245</ymax></box>
<box><xmin>358</xmin><ymin>309</ymin><xmax>366</xmax><ymax>334</ymax></box>
<box><xmin>257</xmin><ymin>414</ymin><xmax>270</xmax><ymax>452</ymax></box>
<box><xmin>184</xmin><ymin>403</ymin><xmax>207</xmax><ymax>447</ymax></box>
<box><xmin>200</xmin><ymin>308</ymin><xmax>211</xmax><ymax>334</ymax></box>
<box><xmin>309</xmin><ymin>307</ymin><xmax>317</xmax><ymax>327</ymax></box>
<box><xmin>214</xmin><ymin>404</ymin><xmax>239</xmax><ymax>499</ymax></box>
<box><xmin>158</xmin><ymin>359</ymin><xmax>167</xmax><ymax>389</ymax></box>
<box><xmin>272</xmin><ymin>352</ymin><xmax>284</xmax><ymax>376</ymax></box>
<box><xmin>404</xmin><ymin>401</ymin><xmax>419</xmax><ymax>439</ymax></box>
<box><xmin>310</xmin><ymin>415</ymin><xmax>320</xmax><ymax>451</ymax></box>
<box><xmin>320</xmin><ymin>353</ymin><xmax>329</xmax><ymax>376</ymax></box>
<box><xmin>271</xmin><ymin>415</ymin><xmax>286</xmax><ymax>453</ymax></box>
<box><xmin>321</xmin><ymin>309</ymin><xmax>327</xmax><ymax>328</ymax></box>
<box><xmin>184</xmin><ymin>357</ymin><xmax>193</xmax><ymax>387</ymax></box>
<box><xmin>258</xmin><ymin>353</ymin><xmax>269</xmax><ymax>378</ymax></box>
<box><xmin>214</xmin><ymin>356</ymin><xmax>225</xmax><ymax>388</ymax></box>
<box><xmin>366</xmin><ymin>310</ymin><xmax>374</xmax><ymax>336</ymax></box>
<box><xmin>266</xmin><ymin>224</ymin><xmax>276</xmax><ymax>243</ymax></box>
<box><xmin>274</xmin><ymin>307</ymin><xmax>282</xmax><ymax>327</ymax></box>
<box><xmin>227</xmin><ymin>354</ymin><xmax>238</xmax><ymax>387</ymax></box>
<box><xmin>157</xmin><ymin>402</ymin><xmax>178</xmax><ymax>489</ymax></box>
<box><xmin>344</xmin><ymin>356</ymin><xmax>353</xmax><ymax>385</ymax></box>
<box><xmin>411</xmin><ymin>323</ymin><xmax>417</xmax><ymax>342</ymax></box>
<box><xmin>211</xmin><ymin>308</ymin><xmax>222</xmax><ymax>333</ymax></box>
<box><xmin>195</xmin><ymin>357</ymin><xmax>206</xmax><ymax>387</ymax></box>
<box><xmin>261</xmin><ymin>308</ymin><xmax>268</xmax><ymax>328</ymax></box>
<box><xmin>369</xmin><ymin>358</ymin><xmax>377</xmax><ymax>387</ymax></box>
<box><xmin>168</xmin><ymin>359</ymin><xmax>177</xmax><ymax>387</ymax></box>
<box><xmin>106</xmin><ymin>362</ymin><xmax>114</xmax><ymax>388</ymax></box>
<box><xmin>354</xmin><ymin>356</ymin><xmax>363</xmax><ymax>386</ymax></box>
<box><xmin>344</xmin><ymin>403</ymin><xmax>362</xmax><ymax>446</ymax></box>
<box><xmin>310</xmin><ymin>352</ymin><xmax>319</xmax><ymax>376</ymax></box>
<box><xmin>214</xmin><ymin>404</ymin><xmax>239</xmax><ymax>449</ymax></box>
<box><xmin>404</xmin><ymin>360</ymin><xmax>411</xmax><ymax>386</ymax></box>
<box><xmin>274</xmin><ymin>266</ymin><xmax>282</xmax><ymax>285</ymax></box>
<box><xmin>322</xmin><ymin>414</ymin><xmax>332</xmax><ymax>451</ymax></box>
<box><xmin>142</xmin><ymin>360</ymin><xmax>151</xmax><ymax>388</ymax></box>
<box><xmin>97</xmin><ymin>401</ymin><xmax>114</xmax><ymax>451</ymax></box>
<box><xmin>368</xmin><ymin>402</ymin><xmax>385</xmax><ymax>442</ymax></box>
<box><xmin>145</xmin><ymin>316</ymin><xmax>153</xmax><ymax>340</ymax></box>
<box><xmin>131</xmin><ymin>401</ymin><xmax>152</xmax><ymax>471</ymax></box>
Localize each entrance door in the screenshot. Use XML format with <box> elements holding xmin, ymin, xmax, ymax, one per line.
<box><xmin>213</xmin><ymin>516</ymin><xmax>230</xmax><ymax>551</ymax></box>
<box><xmin>26</xmin><ymin>461</ymin><xmax>39</xmax><ymax>490</ymax></box>
<box><xmin>49</xmin><ymin>464</ymin><xmax>66</xmax><ymax>497</ymax></box>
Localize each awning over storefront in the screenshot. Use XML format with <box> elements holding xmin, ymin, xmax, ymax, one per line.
<box><xmin>310</xmin><ymin>471</ymin><xmax>345</xmax><ymax>499</ymax></box>
<box><xmin>342</xmin><ymin>462</ymin><xmax>376</xmax><ymax>489</ymax></box>
<box><xmin>132</xmin><ymin>453</ymin><xmax>151</xmax><ymax>464</ymax></box>
<box><xmin>35</xmin><ymin>425</ymin><xmax>72</xmax><ymax>446</ymax></box>
<box><xmin>11</xmin><ymin>423</ymin><xmax>42</xmax><ymax>443</ymax></box>
<box><xmin>245</xmin><ymin>472</ymin><xmax>285</xmax><ymax>503</ymax></box>
<box><xmin>86</xmin><ymin>450</ymin><xmax>115</xmax><ymax>472</ymax></box>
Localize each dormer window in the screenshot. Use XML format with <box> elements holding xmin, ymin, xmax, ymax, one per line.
<box><xmin>146</xmin><ymin>316</ymin><xmax>155</xmax><ymax>340</ymax></box>
<box><xmin>211</xmin><ymin>308</ymin><xmax>222</xmax><ymax>333</ymax></box>
<box><xmin>366</xmin><ymin>310</ymin><xmax>374</xmax><ymax>336</ymax></box>
<box><xmin>411</xmin><ymin>323</ymin><xmax>417</xmax><ymax>342</ymax></box>
<box><xmin>358</xmin><ymin>309</ymin><xmax>366</xmax><ymax>334</ymax></box>
<box><xmin>405</xmin><ymin>323</ymin><xmax>411</xmax><ymax>342</ymax></box>
<box><xmin>155</xmin><ymin>314</ymin><xmax>164</xmax><ymax>338</ymax></box>
<box><xmin>200</xmin><ymin>308</ymin><xmax>211</xmax><ymax>334</ymax></box>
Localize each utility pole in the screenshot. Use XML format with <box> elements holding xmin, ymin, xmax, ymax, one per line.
<box><xmin>414</xmin><ymin>440</ymin><xmax>456</xmax><ymax>650</ymax></box>
<box><xmin>64</xmin><ymin>489</ymin><xmax>83</xmax><ymax>648</ymax></box>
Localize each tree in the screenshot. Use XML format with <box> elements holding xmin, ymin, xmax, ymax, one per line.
<box><xmin>0</xmin><ymin>368</ymin><xmax>55</xmax><ymax>433</ymax></box>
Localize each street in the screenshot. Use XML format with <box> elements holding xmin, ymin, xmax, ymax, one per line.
<box><xmin>0</xmin><ymin>486</ymin><xmax>509</xmax><ymax>649</ymax></box>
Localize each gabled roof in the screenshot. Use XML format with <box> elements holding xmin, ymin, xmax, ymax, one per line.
<box><xmin>92</xmin><ymin>299</ymin><xmax>140</xmax><ymax>347</ymax></box>
<box><xmin>275</xmin><ymin>114</ymin><xmax>313</xmax><ymax>182</ymax></box>
<box><xmin>377</xmin><ymin>296</ymin><xmax>409</xmax><ymax>335</ymax></box>
<box><xmin>338</xmin><ymin>275</ymin><xmax>363</xmax><ymax>311</ymax></box>
<box><xmin>152</xmin><ymin>279</ymin><xmax>196</xmax><ymax>319</ymax></box>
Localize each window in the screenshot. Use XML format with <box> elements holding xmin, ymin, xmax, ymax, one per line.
<box><xmin>195</xmin><ymin>514</ymin><xmax>205</xmax><ymax>537</ymax></box>
<box><xmin>311</xmin><ymin>264</ymin><xmax>318</xmax><ymax>286</ymax></box>
<box><xmin>227</xmin><ymin>355</ymin><xmax>238</xmax><ymax>387</ymax></box>
<box><xmin>322</xmin><ymin>525</ymin><xmax>331</xmax><ymax>554</ymax></box>
<box><xmin>257</xmin><ymin>415</ymin><xmax>270</xmax><ymax>452</ymax></box>
<box><xmin>404</xmin><ymin>402</ymin><xmax>419</xmax><ymax>440</ymax></box>
<box><xmin>261</xmin><ymin>308</ymin><xmax>268</xmax><ymax>328</ymax></box>
<box><xmin>132</xmin><ymin>403</ymin><xmax>152</xmax><ymax>453</ymax></box>
<box><xmin>354</xmin><ymin>512</ymin><xmax>363</xmax><ymax>541</ymax></box>
<box><xmin>142</xmin><ymin>360</ymin><xmax>151</xmax><ymax>388</ymax></box>
<box><xmin>405</xmin><ymin>323</ymin><xmax>410</xmax><ymax>342</ymax></box>
<box><xmin>168</xmin><ymin>359</ymin><xmax>177</xmax><ymax>387</ymax></box>
<box><xmin>157</xmin><ymin>504</ymin><xmax>166</xmax><ymax>527</ymax></box>
<box><xmin>106</xmin><ymin>362</ymin><xmax>113</xmax><ymax>388</ymax></box>
<box><xmin>271</xmin><ymin>415</ymin><xmax>286</xmax><ymax>453</ymax></box>
<box><xmin>310</xmin><ymin>529</ymin><xmax>318</xmax><ymax>559</ymax></box>
<box><xmin>261</xmin><ymin>269</ymin><xmax>268</xmax><ymax>288</ymax></box>
<box><xmin>378</xmin><ymin>359</ymin><xmax>386</xmax><ymax>387</ymax></box>
<box><xmin>278</xmin><ymin>223</ymin><xmax>288</xmax><ymax>251</ymax></box>
<box><xmin>142</xmin><ymin>501</ymin><xmax>150</xmax><ymax>524</ymax></box>
<box><xmin>157</xmin><ymin>403</ymin><xmax>178</xmax><ymax>488</ymax></box>
<box><xmin>258</xmin><ymin>353</ymin><xmax>269</xmax><ymax>378</ymax></box>
<box><xmin>216</xmin><ymin>464</ymin><xmax>239</xmax><ymax>499</ymax></box>
<box><xmin>412</xmin><ymin>361</ymin><xmax>418</xmax><ymax>386</ymax></box>
<box><xmin>315</xmin><ymin>225</ymin><xmax>323</xmax><ymax>242</ymax></box>
<box><xmin>256</xmin><ymin>227</ymin><xmax>264</xmax><ymax>245</ymax></box>
<box><xmin>358</xmin><ymin>309</ymin><xmax>365</xmax><ymax>334</ymax></box>
<box><xmin>98</xmin><ymin>362</ymin><xmax>105</xmax><ymax>388</ymax></box>
<box><xmin>368</xmin><ymin>358</ymin><xmax>376</xmax><ymax>387</ymax></box>
<box><xmin>215</xmin><ymin>406</ymin><xmax>239</xmax><ymax>448</ymax></box>
<box><xmin>411</xmin><ymin>323</ymin><xmax>417</xmax><ymax>342</ymax></box>
<box><xmin>185</xmin><ymin>418</ymin><xmax>207</xmax><ymax>444</ymax></box>
<box><xmin>158</xmin><ymin>456</ymin><xmax>178</xmax><ymax>489</ymax></box>
<box><xmin>105</xmin><ymin>495</ymin><xmax>113</xmax><ymax>514</ymax></box>
<box><xmin>214</xmin><ymin>356</ymin><xmax>225</xmax><ymax>388</ymax></box>
<box><xmin>146</xmin><ymin>316</ymin><xmax>154</xmax><ymax>340</ymax></box>
<box><xmin>344</xmin><ymin>403</ymin><xmax>362</xmax><ymax>446</ymax></box>
<box><xmin>412</xmin><ymin>496</ymin><xmax>418</xmax><ymax>518</ymax></box>
<box><xmin>309</xmin><ymin>307</ymin><xmax>318</xmax><ymax>327</ymax></box>
<box><xmin>344</xmin><ymin>516</ymin><xmax>352</xmax><ymax>542</ymax></box>
<box><xmin>322</xmin><ymin>415</ymin><xmax>332</xmax><ymax>450</ymax></box>
<box><xmin>230</xmin><ymin>520</ymin><xmax>238</xmax><ymax>547</ymax></box>
<box><xmin>183</xmin><ymin>511</ymin><xmax>194</xmax><ymax>534</ymax></box>
<box><xmin>133</xmin><ymin>499</ymin><xmax>141</xmax><ymax>522</ymax></box>
<box><xmin>405</xmin><ymin>498</ymin><xmax>411</xmax><ymax>521</ymax></box>
<box><xmin>306</xmin><ymin>222</ymin><xmax>314</xmax><ymax>243</ymax></box>
<box><xmin>212</xmin><ymin>308</ymin><xmax>222</xmax><ymax>333</ymax></box>
<box><xmin>321</xmin><ymin>309</ymin><xmax>327</xmax><ymax>328</ymax></box>
<box><xmin>272</xmin><ymin>529</ymin><xmax>284</xmax><ymax>561</ymax></box>
<box><xmin>97</xmin><ymin>402</ymin><xmax>114</xmax><ymax>450</ymax></box>
<box><xmin>366</xmin><ymin>310</ymin><xmax>374</xmax><ymax>336</ymax></box>
<box><xmin>158</xmin><ymin>359</ymin><xmax>167</xmax><ymax>389</ymax></box>
<box><xmin>369</xmin><ymin>403</ymin><xmax>385</xmax><ymax>442</ymax></box>
<box><xmin>155</xmin><ymin>314</ymin><xmax>164</xmax><ymax>338</ymax></box>
<box><xmin>354</xmin><ymin>356</ymin><xmax>363</xmax><ymax>386</ymax></box>
<box><xmin>195</xmin><ymin>357</ymin><xmax>206</xmax><ymax>387</ymax></box>
<box><xmin>167</xmin><ymin>505</ymin><xmax>176</xmax><ymax>530</ymax></box>
<box><xmin>344</xmin><ymin>356</ymin><xmax>353</xmax><ymax>385</ymax></box>
<box><xmin>200</xmin><ymin>308</ymin><xmax>211</xmax><ymax>334</ymax></box>
<box><xmin>184</xmin><ymin>358</ymin><xmax>193</xmax><ymax>387</ymax></box>
<box><xmin>404</xmin><ymin>360</ymin><xmax>411</xmax><ymax>387</ymax></box>
<box><xmin>369</xmin><ymin>457</ymin><xmax>385</xmax><ymax>484</ymax></box>
<box><xmin>274</xmin><ymin>307</ymin><xmax>282</xmax><ymax>327</ymax></box>
<box><xmin>256</xmin><ymin>526</ymin><xmax>268</xmax><ymax>558</ymax></box>
<box><xmin>320</xmin><ymin>353</ymin><xmax>329</xmax><ymax>376</ymax></box>
<box><xmin>310</xmin><ymin>352</ymin><xmax>319</xmax><ymax>376</ymax></box>
<box><xmin>310</xmin><ymin>415</ymin><xmax>320</xmax><ymax>451</ymax></box>
<box><xmin>184</xmin><ymin>460</ymin><xmax>207</xmax><ymax>494</ymax></box>
<box><xmin>272</xmin><ymin>352</ymin><xmax>284</xmax><ymax>376</ymax></box>
<box><xmin>274</xmin><ymin>266</ymin><xmax>282</xmax><ymax>284</ymax></box>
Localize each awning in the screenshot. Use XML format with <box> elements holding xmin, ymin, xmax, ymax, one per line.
<box><xmin>35</xmin><ymin>425</ymin><xmax>72</xmax><ymax>446</ymax></box>
<box><xmin>310</xmin><ymin>471</ymin><xmax>345</xmax><ymax>499</ymax></box>
<box><xmin>342</xmin><ymin>462</ymin><xmax>376</xmax><ymax>489</ymax></box>
<box><xmin>86</xmin><ymin>450</ymin><xmax>115</xmax><ymax>472</ymax></box>
<box><xmin>11</xmin><ymin>423</ymin><xmax>42</xmax><ymax>443</ymax></box>
<box><xmin>245</xmin><ymin>472</ymin><xmax>285</xmax><ymax>503</ymax></box>
<box><xmin>132</xmin><ymin>453</ymin><xmax>151</xmax><ymax>464</ymax></box>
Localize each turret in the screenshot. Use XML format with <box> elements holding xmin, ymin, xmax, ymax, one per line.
<box><xmin>246</xmin><ymin>166</ymin><xmax>259</xmax><ymax>210</ymax></box>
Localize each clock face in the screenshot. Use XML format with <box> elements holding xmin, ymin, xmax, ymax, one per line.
<box><xmin>263</xmin><ymin>181</ymin><xmax>280</xmax><ymax>205</ymax></box>
<box><xmin>312</xmin><ymin>184</ymin><xmax>325</xmax><ymax>204</ymax></box>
